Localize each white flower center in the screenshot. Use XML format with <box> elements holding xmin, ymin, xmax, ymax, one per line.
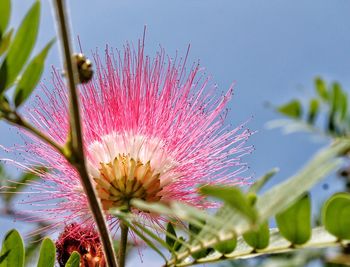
<box><xmin>86</xmin><ymin>132</ymin><xmax>177</xmax><ymax>208</ymax></box>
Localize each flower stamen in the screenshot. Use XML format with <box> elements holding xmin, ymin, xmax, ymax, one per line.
<box><xmin>93</xmin><ymin>154</ymin><xmax>162</xmax><ymax>209</ymax></box>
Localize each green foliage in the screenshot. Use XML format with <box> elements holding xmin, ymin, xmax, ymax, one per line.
<box><xmin>0</xmin><ymin>1</ymin><xmax>40</xmax><ymax>93</ymax></box>
<box><xmin>277</xmin><ymin>100</ymin><xmax>302</xmax><ymax>119</ymax></box>
<box><xmin>65</xmin><ymin>251</ymin><xmax>80</xmax><ymax>267</ymax></box>
<box><xmin>323</xmin><ymin>192</ymin><xmax>350</xmax><ymax>240</ymax></box>
<box><xmin>166</xmin><ymin>222</ymin><xmax>177</xmax><ymax>251</ymax></box>
<box><xmin>0</xmin><ymin>29</ymin><xmax>12</xmax><ymax>56</ymax></box>
<box><xmin>307</xmin><ymin>98</ymin><xmax>319</xmax><ymax>124</ymax></box>
<box><xmin>37</xmin><ymin>238</ymin><xmax>56</xmax><ymax>267</ymax></box>
<box><xmin>188</xmin><ymin>221</ymin><xmax>213</xmax><ymax>259</ymax></box>
<box><xmin>330</xmin><ymin>82</ymin><xmax>347</xmax><ymax>120</ymax></box>
<box><xmin>242</xmin><ymin>221</ymin><xmax>270</xmax><ymax>250</ymax></box>
<box><xmin>213</xmin><ymin>236</ymin><xmax>237</xmax><ymax>254</ymax></box>
<box><xmin>25</xmin><ymin>234</ymin><xmax>46</xmax><ymax>266</ymax></box>
<box><xmin>191</xmin><ymin>248</ymin><xmax>212</xmax><ymax>261</ymax></box>
<box><xmin>14</xmin><ymin>39</ymin><xmax>55</xmax><ymax>107</ymax></box>
<box><xmin>0</xmin><ymin>1</ymin><xmax>349</xmax><ymax>266</ymax></box>
<box><xmin>173</xmin><ymin>237</ymin><xmax>185</xmax><ymax>252</ymax></box>
<box><xmin>0</xmin><ymin>164</ymin><xmax>10</xmax><ymax>183</ymax></box>
<box><xmin>275</xmin><ymin>194</ymin><xmax>311</xmax><ymax>245</ymax></box>
<box><xmin>0</xmin><ymin>230</ymin><xmax>57</xmax><ymax>267</ymax></box>
<box><xmin>328</xmin><ymin>82</ymin><xmax>347</xmax><ymax>134</ymax></box>
<box><xmin>0</xmin><ymin>229</ymin><xmax>24</xmax><ymax>267</ymax></box>
<box><xmin>0</xmin><ymin>0</ymin><xmax>11</xmax><ymax>38</ymax></box>
<box><xmin>128</xmin><ymin>140</ymin><xmax>350</xmax><ymax>266</ymax></box>
<box><xmin>201</xmin><ymin>186</ymin><xmax>258</xmax><ymax>223</ymax></box>
<box><xmin>315</xmin><ymin>77</ymin><xmax>328</xmax><ymax>101</ymax></box>
<box><xmin>0</xmin><ymin>164</ymin><xmax>49</xmax><ymax>263</ymax></box>
<box><xmin>125</xmin><ymin>221</ymin><xmax>168</xmax><ymax>261</ymax></box>
<box><xmin>248</xmin><ymin>168</ymin><xmax>278</xmax><ymax>194</ymax></box>
<box><xmin>0</xmin><ymin>0</ymin><xmax>53</xmax><ymax>109</ymax></box>
<box><xmin>273</xmin><ymin>77</ymin><xmax>350</xmax><ymax>137</ymax></box>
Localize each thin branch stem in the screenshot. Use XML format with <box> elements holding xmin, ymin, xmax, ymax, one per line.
<box><xmin>171</xmin><ymin>240</ymin><xmax>344</xmax><ymax>267</ymax></box>
<box><xmin>3</xmin><ymin>111</ymin><xmax>64</xmax><ymax>155</ymax></box>
<box><xmin>118</xmin><ymin>221</ymin><xmax>129</xmax><ymax>267</ymax></box>
<box><xmin>52</xmin><ymin>1</ymin><xmax>117</xmax><ymax>266</ymax></box>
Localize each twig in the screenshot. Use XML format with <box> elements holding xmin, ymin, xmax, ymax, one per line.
<box><xmin>118</xmin><ymin>221</ymin><xmax>129</xmax><ymax>267</ymax></box>
<box><xmin>3</xmin><ymin>111</ymin><xmax>64</xmax><ymax>155</ymax></box>
<box><xmin>52</xmin><ymin>0</ymin><xmax>117</xmax><ymax>266</ymax></box>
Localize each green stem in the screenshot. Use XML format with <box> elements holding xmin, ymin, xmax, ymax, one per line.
<box><xmin>118</xmin><ymin>220</ymin><xmax>129</xmax><ymax>267</ymax></box>
<box><xmin>166</xmin><ymin>241</ymin><xmax>343</xmax><ymax>267</ymax></box>
<box><xmin>52</xmin><ymin>1</ymin><xmax>117</xmax><ymax>266</ymax></box>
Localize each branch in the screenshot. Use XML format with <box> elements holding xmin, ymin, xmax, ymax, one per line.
<box><xmin>3</xmin><ymin>111</ymin><xmax>64</xmax><ymax>155</ymax></box>
<box><xmin>168</xmin><ymin>227</ymin><xmax>348</xmax><ymax>267</ymax></box>
<box><xmin>51</xmin><ymin>1</ymin><xmax>117</xmax><ymax>266</ymax></box>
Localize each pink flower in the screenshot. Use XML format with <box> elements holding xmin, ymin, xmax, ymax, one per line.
<box><xmin>56</xmin><ymin>223</ymin><xmax>105</xmax><ymax>267</ymax></box>
<box><xmin>10</xmin><ymin>38</ymin><xmax>252</xmax><ymax>232</ymax></box>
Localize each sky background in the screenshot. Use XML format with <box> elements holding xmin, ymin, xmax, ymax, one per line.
<box><xmin>1</xmin><ymin>0</ymin><xmax>350</xmax><ymax>266</ymax></box>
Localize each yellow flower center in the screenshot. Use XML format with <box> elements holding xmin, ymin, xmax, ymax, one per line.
<box><xmin>93</xmin><ymin>154</ymin><xmax>162</xmax><ymax>210</ymax></box>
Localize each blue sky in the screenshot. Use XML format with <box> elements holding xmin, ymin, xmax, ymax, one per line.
<box><xmin>1</xmin><ymin>0</ymin><xmax>350</xmax><ymax>266</ymax></box>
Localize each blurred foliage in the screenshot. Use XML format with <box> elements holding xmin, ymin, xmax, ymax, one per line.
<box><xmin>0</xmin><ymin>230</ymin><xmax>78</xmax><ymax>267</ymax></box>
<box><xmin>0</xmin><ymin>0</ymin><xmax>54</xmax><ymax>115</ymax></box>
<box><xmin>260</xmin><ymin>77</ymin><xmax>350</xmax><ymax>267</ymax></box>
<box><xmin>268</xmin><ymin>77</ymin><xmax>350</xmax><ymax>138</ymax></box>
<box><xmin>0</xmin><ymin>0</ymin><xmax>55</xmax><ymax>262</ymax></box>
<box><xmin>0</xmin><ymin>163</ymin><xmax>49</xmax><ymax>265</ymax></box>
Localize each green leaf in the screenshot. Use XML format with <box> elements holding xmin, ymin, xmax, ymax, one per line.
<box><xmin>65</xmin><ymin>252</ymin><xmax>80</xmax><ymax>267</ymax></box>
<box><xmin>166</xmin><ymin>222</ymin><xmax>177</xmax><ymax>250</ymax></box>
<box><xmin>340</xmin><ymin>90</ymin><xmax>348</xmax><ymax>121</ymax></box>
<box><xmin>0</xmin><ymin>229</ymin><xmax>24</xmax><ymax>267</ymax></box>
<box><xmin>14</xmin><ymin>39</ymin><xmax>54</xmax><ymax>107</ymax></box>
<box><xmin>201</xmin><ymin>186</ymin><xmax>258</xmax><ymax>223</ymax></box>
<box><xmin>307</xmin><ymin>98</ymin><xmax>319</xmax><ymax>124</ymax></box>
<box><xmin>277</xmin><ymin>100</ymin><xmax>302</xmax><ymax>119</ymax></box>
<box><xmin>0</xmin><ymin>0</ymin><xmax>11</xmax><ymax>38</ymax></box>
<box><xmin>189</xmin><ymin>222</ymin><xmax>203</xmax><ymax>237</ymax></box>
<box><xmin>213</xmin><ymin>235</ymin><xmax>237</xmax><ymax>254</ymax></box>
<box><xmin>328</xmin><ymin>82</ymin><xmax>345</xmax><ymax>134</ymax></box>
<box><xmin>37</xmin><ymin>238</ymin><xmax>55</xmax><ymax>267</ymax></box>
<box><xmin>0</xmin><ymin>29</ymin><xmax>13</xmax><ymax>56</ymax></box>
<box><xmin>248</xmin><ymin>168</ymin><xmax>279</xmax><ymax>194</ymax></box>
<box><xmin>323</xmin><ymin>192</ymin><xmax>350</xmax><ymax>240</ymax></box>
<box><xmin>130</xmin><ymin>200</ymin><xmax>223</xmax><ymax>231</ymax></box>
<box><xmin>315</xmin><ymin>77</ymin><xmax>328</xmax><ymax>101</ymax></box>
<box><xmin>275</xmin><ymin>194</ymin><xmax>311</xmax><ymax>245</ymax></box>
<box><xmin>0</xmin><ymin>252</ymin><xmax>10</xmax><ymax>264</ymax></box>
<box><xmin>243</xmin><ymin>221</ymin><xmax>270</xmax><ymax>250</ymax></box>
<box><xmin>173</xmin><ymin>237</ymin><xmax>185</xmax><ymax>252</ymax></box>
<box><xmin>0</xmin><ymin>1</ymin><xmax>40</xmax><ymax>93</ymax></box>
<box><xmin>330</xmin><ymin>83</ymin><xmax>342</xmax><ymax>114</ymax></box>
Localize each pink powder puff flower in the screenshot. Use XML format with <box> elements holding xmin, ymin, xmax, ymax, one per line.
<box><xmin>6</xmin><ymin>37</ymin><xmax>253</xmax><ymax>234</ymax></box>
<box><xmin>56</xmin><ymin>223</ymin><xmax>106</xmax><ymax>267</ymax></box>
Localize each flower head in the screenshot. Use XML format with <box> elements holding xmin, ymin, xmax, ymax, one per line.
<box><xmin>9</xmin><ymin>38</ymin><xmax>252</xmax><ymax>232</ymax></box>
<box><xmin>56</xmin><ymin>223</ymin><xmax>105</xmax><ymax>267</ymax></box>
